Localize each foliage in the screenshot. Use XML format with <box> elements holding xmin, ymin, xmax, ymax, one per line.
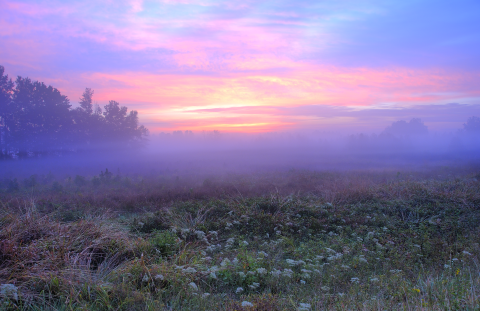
<box><xmin>0</xmin><ymin>66</ymin><xmax>148</xmax><ymax>159</ymax></box>
<box><xmin>1</xmin><ymin>168</ymin><xmax>480</xmax><ymax>310</ymax></box>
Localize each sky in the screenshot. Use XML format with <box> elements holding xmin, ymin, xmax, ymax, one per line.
<box><xmin>1</xmin><ymin>0</ymin><xmax>480</xmax><ymax>134</ymax></box>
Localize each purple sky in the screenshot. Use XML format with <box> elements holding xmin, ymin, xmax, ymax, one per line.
<box><xmin>1</xmin><ymin>0</ymin><xmax>480</xmax><ymax>133</ymax></box>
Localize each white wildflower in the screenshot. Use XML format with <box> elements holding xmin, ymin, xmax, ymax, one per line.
<box><xmin>270</xmin><ymin>269</ymin><xmax>282</xmax><ymax>277</ymax></box>
<box><xmin>241</xmin><ymin>240</ymin><xmax>249</xmax><ymax>246</ymax></box>
<box><xmin>351</xmin><ymin>277</ymin><xmax>360</xmax><ymax>283</ymax></box>
<box><xmin>189</xmin><ymin>282</ymin><xmax>198</xmax><ymax>291</ymax></box>
<box><xmin>237</xmin><ymin>272</ymin><xmax>246</xmax><ymax>278</ymax></box>
<box><xmin>241</xmin><ymin>301</ymin><xmax>254</xmax><ymax>307</ymax></box>
<box><xmin>337</xmin><ymin>292</ymin><xmax>345</xmax><ymax>297</ymax></box>
<box><xmin>248</xmin><ymin>282</ymin><xmax>260</xmax><ymax>289</ymax></box>
<box><xmin>195</xmin><ymin>230</ymin><xmax>206</xmax><ymax>239</ymax></box>
<box><xmin>389</xmin><ymin>269</ymin><xmax>402</xmax><ymax>273</ymax></box>
<box><xmin>220</xmin><ymin>258</ymin><xmax>231</xmax><ymax>267</ymax></box>
<box><xmin>463</xmin><ymin>250</ymin><xmax>472</xmax><ymax>256</ymax></box>
<box><xmin>209</xmin><ymin>271</ymin><xmax>217</xmax><ymax>279</ymax></box>
<box><xmin>298</xmin><ymin>303</ymin><xmax>311</xmax><ymax>311</ymax></box>
<box><xmin>283</xmin><ymin>269</ymin><xmax>294</xmax><ymax>277</ymax></box>
<box><xmin>256</xmin><ymin>268</ymin><xmax>267</xmax><ymax>275</ymax></box>
<box><xmin>236</xmin><ymin>287</ymin><xmax>244</xmax><ymax>293</ymax></box>
<box><xmin>182</xmin><ymin>267</ymin><xmax>197</xmax><ymax>273</ymax></box>
<box><xmin>325</xmin><ymin>248</ymin><xmax>336</xmax><ymax>254</ymax></box>
<box><xmin>300</xmin><ymin>279</ymin><xmax>306</xmax><ymax>284</ymax></box>
<box><xmin>202</xmin><ymin>293</ymin><xmax>210</xmax><ymax>298</ymax></box>
<box><xmin>154</xmin><ymin>274</ymin><xmax>164</xmax><ymax>281</ymax></box>
<box><xmin>258</xmin><ymin>251</ymin><xmax>268</xmax><ymax>257</ymax></box>
<box><xmin>370</xmin><ymin>277</ymin><xmax>379</xmax><ymax>283</ymax></box>
<box><xmin>142</xmin><ymin>274</ymin><xmax>149</xmax><ymax>282</ymax></box>
<box><xmin>321</xmin><ymin>286</ymin><xmax>330</xmax><ymax>291</ymax></box>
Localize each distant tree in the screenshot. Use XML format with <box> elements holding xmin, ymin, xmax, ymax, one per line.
<box><xmin>103</xmin><ymin>100</ymin><xmax>148</xmax><ymax>143</ymax></box>
<box><xmin>0</xmin><ymin>66</ymin><xmax>14</xmax><ymax>158</ymax></box>
<box><xmin>0</xmin><ymin>66</ymin><xmax>149</xmax><ymax>158</ymax></box>
<box><xmin>463</xmin><ymin>116</ymin><xmax>480</xmax><ymax>133</ymax></box>
<box><xmin>381</xmin><ymin>118</ymin><xmax>428</xmax><ymax>138</ymax></box>
<box><xmin>9</xmin><ymin>76</ymin><xmax>73</xmax><ymax>156</ymax></box>
<box><xmin>78</xmin><ymin>88</ymin><xmax>94</xmax><ymax>115</ymax></box>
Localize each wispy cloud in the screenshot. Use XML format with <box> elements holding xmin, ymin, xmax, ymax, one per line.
<box><xmin>1</xmin><ymin>0</ymin><xmax>479</xmax><ymax>133</ymax></box>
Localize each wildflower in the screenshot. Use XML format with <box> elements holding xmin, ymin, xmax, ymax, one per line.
<box><xmin>300</xmin><ymin>280</ymin><xmax>306</xmax><ymax>284</ymax></box>
<box><xmin>225</xmin><ymin>222</ymin><xmax>233</xmax><ymax>228</ymax></box>
<box><xmin>350</xmin><ymin>277</ymin><xmax>360</xmax><ymax>284</ymax></box>
<box><xmin>209</xmin><ymin>271</ymin><xmax>217</xmax><ymax>279</ymax></box>
<box><xmin>142</xmin><ymin>274</ymin><xmax>149</xmax><ymax>282</ymax></box>
<box><xmin>382</xmin><ymin>227</ymin><xmax>388</xmax><ymax>231</ymax></box>
<box><xmin>202</xmin><ymin>293</ymin><xmax>210</xmax><ymax>298</ymax></box>
<box><xmin>321</xmin><ymin>286</ymin><xmax>329</xmax><ymax>291</ymax></box>
<box><xmin>258</xmin><ymin>251</ymin><xmax>268</xmax><ymax>257</ymax></box>
<box><xmin>241</xmin><ymin>301</ymin><xmax>254</xmax><ymax>307</ymax></box>
<box><xmin>389</xmin><ymin>269</ymin><xmax>402</xmax><ymax>274</ymax></box>
<box><xmin>444</xmin><ymin>264</ymin><xmax>451</xmax><ymax>269</ymax></box>
<box><xmin>189</xmin><ymin>282</ymin><xmax>198</xmax><ymax>291</ymax></box>
<box><xmin>370</xmin><ymin>277</ymin><xmax>379</xmax><ymax>283</ymax></box>
<box><xmin>456</xmin><ymin>268</ymin><xmax>460</xmax><ymax>276</ymax></box>
<box><xmin>154</xmin><ymin>274</ymin><xmax>164</xmax><ymax>281</ymax></box>
<box><xmin>220</xmin><ymin>258</ymin><xmax>231</xmax><ymax>267</ymax></box>
<box><xmin>413</xmin><ymin>288</ymin><xmax>420</xmax><ymax>293</ymax></box>
<box><xmin>235</xmin><ymin>287</ymin><xmax>244</xmax><ymax>294</ymax></box>
<box><xmin>282</xmin><ymin>269</ymin><xmax>294</xmax><ymax>277</ymax></box>
<box><xmin>232</xmin><ymin>257</ymin><xmax>239</xmax><ymax>265</ymax></box>
<box><xmin>248</xmin><ymin>282</ymin><xmax>260</xmax><ymax>289</ymax></box>
<box><xmin>298</xmin><ymin>303</ymin><xmax>311</xmax><ymax>311</ymax></box>
<box><xmin>337</xmin><ymin>292</ymin><xmax>345</xmax><ymax>297</ymax></box>
<box><xmin>0</xmin><ymin>284</ymin><xmax>18</xmax><ymax>301</ymax></box>
<box><xmin>270</xmin><ymin>269</ymin><xmax>282</xmax><ymax>277</ymax></box>
<box><xmin>463</xmin><ymin>250</ymin><xmax>472</xmax><ymax>256</ymax></box>
<box><xmin>241</xmin><ymin>240</ymin><xmax>249</xmax><ymax>246</ymax></box>
<box><xmin>237</xmin><ymin>272</ymin><xmax>246</xmax><ymax>278</ymax></box>
<box><xmin>256</xmin><ymin>268</ymin><xmax>267</xmax><ymax>275</ymax></box>
<box><xmin>182</xmin><ymin>267</ymin><xmax>197</xmax><ymax>273</ymax></box>
<box><xmin>195</xmin><ymin>230</ymin><xmax>206</xmax><ymax>239</ymax></box>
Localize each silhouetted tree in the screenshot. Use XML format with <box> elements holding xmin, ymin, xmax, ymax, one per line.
<box><xmin>0</xmin><ymin>66</ymin><xmax>149</xmax><ymax>159</ymax></box>
<box><xmin>9</xmin><ymin>76</ymin><xmax>73</xmax><ymax>156</ymax></box>
<box><xmin>381</xmin><ymin>118</ymin><xmax>428</xmax><ymax>138</ymax></box>
<box><xmin>463</xmin><ymin>116</ymin><xmax>480</xmax><ymax>133</ymax></box>
<box><xmin>0</xmin><ymin>66</ymin><xmax>14</xmax><ymax>158</ymax></box>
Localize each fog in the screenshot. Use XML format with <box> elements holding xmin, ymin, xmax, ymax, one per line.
<box><xmin>2</xmin><ymin>118</ymin><xmax>480</xmax><ymax>182</ymax></box>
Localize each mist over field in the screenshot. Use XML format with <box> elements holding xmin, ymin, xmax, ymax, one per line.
<box><xmin>2</xmin><ymin>120</ymin><xmax>480</xmax><ymax>181</ymax></box>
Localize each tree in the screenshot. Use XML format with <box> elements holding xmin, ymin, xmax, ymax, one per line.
<box><xmin>0</xmin><ymin>66</ymin><xmax>14</xmax><ymax>158</ymax></box>
<box><xmin>463</xmin><ymin>116</ymin><xmax>480</xmax><ymax>133</ymax></box>
<box><xmin>78</xmin><ymin>88</ymin><xmax>94</xmax><ymax>115</ymax></box>
<box><xmin>381</xmin><ymin>118</ymin><xmax>428</xmax><ymax>138</ymax></box>
<box><xmin>9</xmin><ymin>76</ymin><xmax>73</xmax><ymax>156</ymax></box>
<box><xmin>103</xmin><ymin>100</ymin><xmax>148</xmax><ymax>143</ymax></box>
<box><xmin>0</xmin><ymin>66</ymin><xmax>149</xmax><ymax>158</ymax></box>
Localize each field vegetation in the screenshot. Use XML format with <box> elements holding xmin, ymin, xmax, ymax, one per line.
<box><xmin>1</xmin><ymin>167</ymin><xmax>480</xmax><ymax>310</ymax></box>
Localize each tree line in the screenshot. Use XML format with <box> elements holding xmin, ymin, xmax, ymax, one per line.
<box><xmin>0</xmin><ymin>66</ymin><xmax>148</xmax><ymax>159</ymax></box>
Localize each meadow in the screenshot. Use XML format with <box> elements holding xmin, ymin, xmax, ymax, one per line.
<box><xmin>1</xmin><ymin>167</ymin><xmax>480</xmax><ymax>310</ymax></box>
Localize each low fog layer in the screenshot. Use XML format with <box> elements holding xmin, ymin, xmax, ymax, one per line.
<box><xmin>1</xmin><ymin>65</ymin><xmax>480</xmax><ymax>179</ymax></box>
<box><xmin>2</xmin><ymin>117</ymin><xmax>480</xmax><ymax>180</ymax></box>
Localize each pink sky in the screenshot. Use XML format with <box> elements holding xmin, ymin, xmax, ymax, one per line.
<box><xmin>1</xmin><ymin>0</ymin><xmax>480</xmax><ymax>133</ymax></box>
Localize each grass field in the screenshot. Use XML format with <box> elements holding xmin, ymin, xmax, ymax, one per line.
<box><xmin>1</xmin><ymin>167</ymin><xmax>480</xmax><ymax>310</ymax></box>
